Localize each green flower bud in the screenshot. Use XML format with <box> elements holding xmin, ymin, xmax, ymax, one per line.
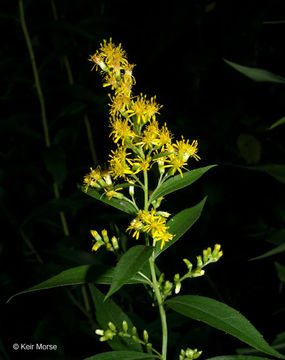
<box><xmin>122</xmin><ymin>320</ymin><xmax>128</xmax><ymax>332</ymax></box>
<box><xmin>104</xmin><ymin>329</ymin><xmax>115</xmax><ymax>340</ymax></box>
<box><xmin>90</xmin><ymin>230</ymin><xmax>102</xmax><ymax>242</ymax></box>
<box><xmin>196</xmin><ymin>255</ymin><xmax>203</xmax><ymax>268</ymax></box>
<box><xmin>192</xmin><ymin>269</ymin><xmax>205</xmax><ymax>277</ymax></box>
<box><xmin>108</xmin><ymin>322</ymin><xmax>116</xmax><ymax>331</ymax></box>
<box><xmin>132</xmin><ymin>326</ymin><xmax>137</xmax><ymax>335</ymax></box>
<box><xmin>183</xmin><ymin>258</ymin><xmax>193</xmax><ymax>272</ymax></box>
<box><xmin>95</xmin><ymin>329</ymin><xmax>104</xmax><ymax>336</ymax></box>
<box><xmin>143</xmin><ymin>329</ymin><xmax>149</xmax><ymax>343</ymax></box>
<box><xmin>111</xmin><ymin>236</ymin><xmax>119</xmax><ymax>250</ymax></box>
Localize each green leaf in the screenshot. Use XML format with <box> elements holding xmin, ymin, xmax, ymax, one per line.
<box><xmin>224</xmin><ymin>59</ymin><xmax>285</xmax><ymax>84</ymax></box>
<box><xmin>242</xmin><ymin>164</ymin><xmax>285</xmax><ymax>184</ymax></box>
<box><xmin>88</xmin><ymin>285</ymin><xmax>142</xmax><ymax>352</ymax></box>
<box><xmin>237</xmin><ymin>134</ymin><xmax>261</xmax><ymax>165</ymax></box>
<box><xmin>154</xmin><ymin>197</ymin><xmax>207</xmax><ymax>257</ymax></box>
<box><xmin>7</xmin><ymin>265</ymin><xmax>149</xmax><ymax>303</ymax></box>
<box><xmin>166</xmin><ymin>295</ymin><xmax>285</xmax><ymax>359</ymax></box>
<box><xmin>82</xmin><ymin>186</ymin><xmax>137</xmax><ymax>215</ymax></box>
<box><xmin>151</xmin><ymin>165</ymin><xmax>216</xmax><ymax>202</ymax></box>
<box><xmin>84</xmin><ymin>351</ymin><xmax>156</xmax><ymax>360</ymax></box>
<box><xmin>250</xmin><ymin>243</ymin><xmax>285</xmax><ymax>261</ymax></box>
<box><xmin>268</xmin><ymin>116</ymin><xmax>285</xmax><ymax>130</ymax></box>
<box><xmin>105</xmin><ymin>245</ymin><xmax>153</xmax><ymax>300</ymax></box>
<box><xmin>206</xmin><ymin>356</ymin><xmax>273</xmax><ymax>360</ymax></box>
<box><xmin>275</xmin><ymin>262</ymin><xmax>285</xmax><ymax>284</ymax></box>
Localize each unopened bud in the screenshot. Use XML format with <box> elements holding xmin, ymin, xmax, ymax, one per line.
<box><xmin>111</xmin><ymin>236</ymin><xmax>119</xmax><ymax>250</ymax></box>
<box><xmin>108</xmin><ymin>322</ymin><xmax>116</xmax><ymax>331</ymax></box>
<box><xmin>196</xmin><ymin>255</ymin><xmax>203</xmax><ymax>268</ymax></box>
<box><xmin>90</xmin><ymin>230</ymin><xmax>102</xmax><ymax>242</ymax></box>
<box><xmin>122</xmin><ymin>320</ymin><xmax>128</xmax><ymax>332</ymax></box>
<box><xmin>102</xmin><ymin>229</ymin><xmax>109</xmax><ymax>243</ymax></box>
<box><xmin>183</xmin><ymin>258</ymin><xmax>193</xmax><ymax>272</ymax></box>
<box><xmin>143</xmin><ymin>330</ymin><xmax>149</xmax><ymax>343</ymax></box>
<box><xmin>95</xmin><ymin>329</ymin><xmax>104</xmax><ymax>336</ymax></box>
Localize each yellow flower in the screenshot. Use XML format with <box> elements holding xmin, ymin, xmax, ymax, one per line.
<box><xmin>102</xmin><ymin>70</ymin><xmax>118</xmax><ymax>89</ymax></box>
<box><xmin>135</xmin><ymin>120</ymin><xmax>160</xmax><ymax>149</ymax></box>
<box><xmin>153</xmin><ymin>230</ymin><xmax>174</xmax><ymax>249</ymax></box>
<box><xmin>104</xmin><ymin>187</ymin><xmax>123</xmax><ymax>200</ymax></box>
<box><xmin>109</xmin><ymin>116</ymin><xmax>135</xmax><ymax>144</ymax></box>
<box><xmin>109</xmin><ymin>93</ymin><xmax>130</xmax><ymax>117</ymax></box>
<box><xmin>109</xmin><ymin>147</ymin><xmax>133</xmax><ymax>179</ymax></box>
<box><xmin>126</xmin><ymin>94</ymin><xmax>162</xmax><ymax>124</ymax></box>
<box><xmin>157</xmin><ymin>123</ymin><xmax>172</xmax><ymax>148</ymax></box>
<box><xmin>89</xmin><ymin>52</ymin><xmax>108</xmax><ymax>72</ymax></box>
<box><xmin>173</xmin><ymin>137</ymin><xmax>201</xmax><ymax>162</ymax></box>
<box><xmin>126</xmin><ymin>218</ymin><xmax>144</xmax><ymax>239</ymax></box>
<box><xmin>129</xmin><ymin>156</ymin><xmax>152</xmax><ymax>174</ymax></box>
<box><xmin>164</xmin><ymin>156</ymin><xmax>188</xmax><ymax>177</ymax></box>
<box><xmin>83</xmin><ymin>166</ymin><xmax>106</xmax><ymax>192</ymax></box>
<box><xmin>99</xmin><ymin>38</ymin><xmax>128</xmax><ymax>70</ymax></box>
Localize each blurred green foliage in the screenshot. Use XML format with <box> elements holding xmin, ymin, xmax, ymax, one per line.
<box><xmin>1</xmin><ymin>0</ymin><xmax>285</xmax><ymax>359</ymax></box>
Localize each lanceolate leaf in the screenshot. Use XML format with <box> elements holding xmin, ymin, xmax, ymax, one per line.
<box><xmin>105</xmin><ymin>245</ymin><xmax>153</xmax><ymax>300</ymax></box>
<box><xmin>244</xmin><ymin>164</ymin><xmax>285</xmax><ymax>184</ymax></box>
<box><xmin>84</xmin><ymin>351</ymin><xmax>156</xmax><ymax>360</ymax></box>
<box><xmin>166</xmin><ymin>295</ymin><xmax>285</xmax><ymax>359</ymax></box>
<box><xmin>154</xmin><ymin>197</ymin><xmax>207</xmax><ymax>257</ymax></box>
<box><xmin>82</xmin><ymin>186</ymin><xmax>137</xmax><ymax>215</ymax></box>
<box><xmin>250</xmin><ymin>243</ymin><xmax>285</xmax><ymax>261</ymax></box>
<box><xmin>224</xmin><ymin>59</ymin><xmax>285</xmax><ymax>84</ymax></box>
<box><xmin>275</xmin><ymin>262</ymin><xmax>285</xmax><ymax>284</ymax></box>
<box><xmin>151</xmin><ymin>165</ymin><xmax>216</xmax><ymax>202</ymax></box>
<box><xmin>269</xmin><ymin>116</ymin><xmax>285</xmax><ymax>130</ymax></box>
<box><xmin>7</xmin><ymin>265</ymin><xmax>149</xmax><ymax>303</ymax></box>
<box><xmin>88</xmin><ymin>285</ymin><xmax>142</xmax><ymax>352</ymax></box>
<box><xmin>206</xmin><ymin>356</ymin><xmax>273</xmax><ymax>360</ymax></box>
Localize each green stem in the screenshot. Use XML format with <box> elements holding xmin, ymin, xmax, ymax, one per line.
<box><xmin>143</xmin><ymin>170</ymin><xmax>168</xmax><ymax>360</ymax></box>
<box><xmin>19</xmin><ymin>0</ymin><xmax>70</xmax><ymax>237</ymax></box>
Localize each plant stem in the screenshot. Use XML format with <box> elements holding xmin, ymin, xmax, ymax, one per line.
<box><xmin>143</xmin><ymin>170</ymin><xmax>168</xmax><ymax>360</ymax></box>
<box><xmin>19</xmin><ymin>0</ymin><xmax>69</xmax><ymax>237</ymax></box>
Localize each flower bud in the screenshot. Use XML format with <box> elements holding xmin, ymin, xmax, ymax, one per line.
<box><xmin>196</xmin><ymin>255</ymin><xmax>203</xmax><ymax>268</ymax></box>
<box><xmin>143</xmin><ymin>330</ymin><xmax>149</xmax><ymax>343</ymax></box>
<box><xmin>108</xmin><ymin>322</ymin><xmax>116</xmax><ymax>331</ymax></box>
<box><xmin>183</xmin><ymin>258</ymin><xmax>193</xmax><ymax>272</ymax></box>
<box><xmin>95</xmin><ymin>329</ymin><xmax>104</xmax><ymax>336</ymax></box>
<box><xmin>90</xmin><ymin>230</ymin><xmax>102</xmax><ymax>242</ymax></box>
<box><xmin>102</xmin><ymin>229</ymin><xmax>109</xmax><ymax>243</ymax></box>
<box><xmin>111</xmin><ymin>236</ymin><xmax>119</xmax><ymax>250</ymax></box>
<box><xmin>122</xmin><ymin>320</ymin><xmax>128</xmax><ymax>332</ymax></box>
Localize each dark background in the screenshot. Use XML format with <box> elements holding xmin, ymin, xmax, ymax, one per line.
<box><xmin>1</xmin><ymin>0</ymin><xmax>285</xmax><ymax>359</ymax></box>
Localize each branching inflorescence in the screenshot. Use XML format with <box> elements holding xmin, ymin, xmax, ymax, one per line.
<box><xmin>84</xmin><ymin>38</ymin><xmax>201</xmax><ymax>251</ymax></box>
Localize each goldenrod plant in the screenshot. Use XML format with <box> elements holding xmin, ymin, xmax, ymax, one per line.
<box><xmin>9</xmin><ymin>39</ymin><xmax>285</xmax><ymax>360</ymax></box>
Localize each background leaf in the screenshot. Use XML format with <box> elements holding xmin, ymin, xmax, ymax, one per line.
<box><xmin>84</xmin><ymin>351</ymin><xmax>156</xmax><ymax>360</ymax></box>
<box><xmin>166</xmin><ymin>295</ymin><xmax>285</xmax><ymax>359</ymax></box>
<box><xmin>88</xmin><ymin>285</ymin><xmax>142</xmax><ymax>352</ymax></box>
<box><xmin>154</xmin><ymin>197</ymin><xmax>207</xmax><ymax>257</ymax></box>
<box><xmin>151</xmin><ymin>165</ymin><xmax>216</xmax><ymax>202</ymax></box>
<box><xmin>268</xmin><ymin>116</ymin><xmax>285</xmax><ymax>129</ymax></box>
<box><xmin>275</xmin><ymin>262</ymin><xmax>285</xmax><ymax>284</ymax></box>
<box><xmin>7</xmin><ymin>265</ymin><xmax>149</xmax><ymax>302</ymax></box>
<box><xmin>105</xmin><ymin>245</ymin><xmax>153</xmax><ymax>300</ymax></box>
<box><xmin>224</xmin><ymin>59</ymin><xmax>285</xmax><ymax>84</ymax></box>
<box><xmin>250</xmin><ymin>243</ymin><xmax>285</xmax><ymax>261</ymax></box>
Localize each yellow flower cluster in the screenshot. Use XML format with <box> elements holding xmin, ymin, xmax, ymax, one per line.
<box><xmin>127</xmin><ymin>209</ymin><xmax>173</xmax><ymax>249</ymax></box>
<box><xmin>84</xmin><ymin>39</ymin><xmax>201</xmax><ymax>249</ymax></box>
